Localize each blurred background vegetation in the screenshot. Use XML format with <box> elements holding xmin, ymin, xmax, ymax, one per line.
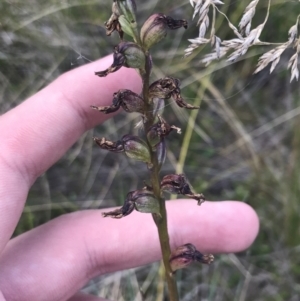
<box><xmin>1</xmin><ymin>0</ymin><xmax>300</xmax><ymax>300</ymax></box>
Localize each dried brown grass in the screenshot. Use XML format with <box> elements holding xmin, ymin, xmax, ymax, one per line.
<box><xmin>186</xmin><ymin>0</ymin><xmax>300</xmax><ymax>82</ymax></box>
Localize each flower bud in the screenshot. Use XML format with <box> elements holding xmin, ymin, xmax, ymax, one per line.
<box><xmin>91</xmin><ymin>89</ymin><xmax>144</xmax><ymax>115</ymax></box>
<box><xmin>93</xmin><ymin>137</ymin><xmax>124</xmax><ymax>152</ymax></box>
<box><xmin>117</xmin><ymin>90</ymin><xmax>144</xmax><ymax>113</ymax></box>
<box><xmin>119</xmin><ymin>42</ymin><xmax>145</xmax><ymax>69</ymax></box>
<box><xmin>149</xmin><ymin>77</ymin><xmax>199</xmax><ymax>109</ymax></box>
<box><xmin>102</xmin><ymin>191</ymin><xmax>135</xmax><ymax>218</ymax></box>
<box><xmin>102</xmin><ymin>188</ymin><xmax>160</xmax><ymax>218</ymax></box>
<box><xmin>149</xmin><ymin>76</ymin><xmax>180</xmax><ymax>99</ymax></box>
<box><xmin>95</xmin><ymin>42</ymin><xmax>145</xmax><ymax>77</ymax></box>
<box><xmin>93</xmin><ymin>135</ymin><xmax>151</xmax><ymax>165</ymax></box>
<box><xmin>141</xmin><ymin>14</ymin><xmax>188</xmax><ymax>50</ymax></box>
<box><xmin>121</xmin><ymin>135</ymin><xmax>151</xmax><ymax>164</ymax></box>
<box><xmin>161</xmin><ymin>174</ymin><xmax>205</xmax><ymax>205</ymax></box>
<box><xmin>105</xmin><ymin>1</ymin><xmax>123</xmax><ymax>39</ymax></box>
<box><xmin>147</xmin><ymin>115</ymin><xmax>181</xmax><ymax>149</ymax></box>
<box><xmin>105</xmin><ymin>18</ymin><xmax>123</xmax><ymax>40</ymax></box>
<box><xmin>161</xmin><ymin>174</ymin><xmax>190</xmax><ymax>194</ymax></box>
<box><xmin>169</xmin><ymin>243</ymin><xmax>214</xmax><ymax>272</ymax></box>
<box><xmin>146</xmin><ymin>127</ymin><xmax>161</xmax><ymax>149</ymax></box>
<box><xmin>132</xmin><ymin>190</ymin><xmax>160</xmax><ymax>215</ymax></box>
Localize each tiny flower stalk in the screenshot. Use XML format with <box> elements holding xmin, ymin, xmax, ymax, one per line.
<box><xmin>156</xmin><ymin>138</ymin><xmax>167</xmax><ymax>170</ymax></box>
<box><xmin>92</xmin><ymin>3</ymin><xmax>208</xmax><ymax>300</ymax></box>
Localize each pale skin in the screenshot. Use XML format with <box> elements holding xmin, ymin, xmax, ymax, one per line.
<box><xmin>0</xmin><ymin>55</ymin><xmax>259</xmax><ymax>301</ymax></box>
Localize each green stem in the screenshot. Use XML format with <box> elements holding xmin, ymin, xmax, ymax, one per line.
<box><xmin>141</xmin><ymin>53</ymin><xmax>179</xmax><ymax>301</ymax></box>
<box><xmin>153</xmin><ymin>200</ymin><xmax>179</xmax><ymax>301</ymax></box>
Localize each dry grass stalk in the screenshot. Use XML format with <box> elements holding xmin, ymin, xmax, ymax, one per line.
<box><xmin>288</xmin><ymin>41</ymin><xmax>300</xmax><ymax>82</ymax></box>
<box><xmin>254</xmin><ymin>42</ymin><xmax>290</xmax><ymax>74</ymax></box>
<box><xmin>254</xmin><ymin>15</ymin><xmax>299</xmax><ymax>80</ymax></box>
<box><xmin>187</xmin><ymin>0</ymin><xmax>300</xmax><ymax>82</ymax></box>
<box><xmin>238</xmin><ymin>0</ymin><xmax>259</xmax><ymax>36</ymax></box>
<box><xmin>199</xmin><ymin>0</ymin><xmax>269</xmax><ymax>64</ymax></box>
<box><xmin>184</xmin><ymin>0</ymin><xmax>223</xmax><ymax>57</ymax></box>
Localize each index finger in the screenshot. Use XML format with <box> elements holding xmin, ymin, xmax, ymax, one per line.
<box><xmin>0</xmin><ymin>200</ymin><xmax>259</xmax><ymax>301</ymax></box>
<box><xmin>0</xmin><ymin>57</ymin><xmax>141</xmax><ymax>252</ymax></box>
<box><xmin>0</xmin><ymin>55</ymin><xmax>141</xmax><ymax>186</ymax></box>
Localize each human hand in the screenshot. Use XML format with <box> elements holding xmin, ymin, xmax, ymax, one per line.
<box><xmin>0</xmin><ymin>56</ymin><xmax>259</xmax><ymax>301</ymax></box>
